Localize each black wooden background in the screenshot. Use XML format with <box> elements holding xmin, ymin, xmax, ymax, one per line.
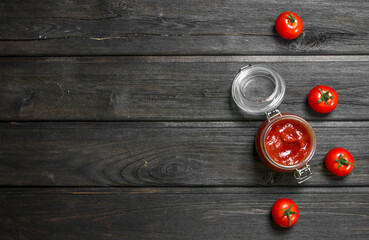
<box><xmin>1</xmin><ymin>1</ymin><xmax>369</xmax><ymax>239</ymax></box>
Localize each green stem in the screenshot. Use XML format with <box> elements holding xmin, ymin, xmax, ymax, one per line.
<box><xmin>282</xmin><ymin>204</ymin><xmax>297</xmax><ymax>226</ymax></box>
<box><xmin>335</xmin><ymin>154</ymin><xmax>354</xmax><ymax>169</ymax></box>
<box><xmin>286</xmin><ymin>13</ymin><xmax>296</xmax><ymax>24</ymax></box>
<box><xmin>317</xmin><ymin>88</ymin><xmax>333</xmax><ymax>106</ymax></box>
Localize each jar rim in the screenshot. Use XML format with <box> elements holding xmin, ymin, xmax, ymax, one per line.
<box><xmin>260</xmin><ymin>114</ymin><xmax>317</xmax><ymax>170</ymax></box>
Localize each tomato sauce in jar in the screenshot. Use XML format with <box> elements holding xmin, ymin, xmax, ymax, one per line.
<box><xmin>255</xmin><ymin>114</ymin><xmax>316</xmax><ymax>173</ymax></box>
<box><xmin>232</xmin><ymin>65</ymin><xmax>316</xmax><ymax>183</ymax></box>
<box><xmin>265</xmin><ymin>118</ymin><xmax>312</xmax><ymax>166</ymax></box>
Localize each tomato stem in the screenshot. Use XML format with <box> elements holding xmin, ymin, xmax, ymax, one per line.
<box><xmin>317</xmin><ymin>88</ymin><xmax>333</xmax><ymax>106</ymax></box>
<box><xmin>335</xmin><ymin>154</ymin><xmax>354</xmax><ymax>169</ymax></box>
<box><xmin>282</xmin><ymin>204</ymin><xmax>297</xmax><ymax>226</ymax></box>
<box><xmin>286</xmin><ymin>13</ymin><xmax>296</xmax><ymax>24</ymax></box>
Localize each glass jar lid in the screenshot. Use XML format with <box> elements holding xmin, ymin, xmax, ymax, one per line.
<box><xmin>232</xmin><ymin>65</ymin><xmax>286</xmax><ymax>115</ymax></box>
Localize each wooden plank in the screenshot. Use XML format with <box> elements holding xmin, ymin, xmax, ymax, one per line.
<box><xmin>1</xmin><ymin>56</ymin><xmax>369</xmax><ymax>121</ymax></box>
<box><xmin>0</xmin><ymin>187</ymin><xmax>368</xmax><ymax>239</ymax></box>
<box><xmin>0</xmin><ymin>121</ymin><xmax>368</xmax><ymax>186</ymax></box>
<box><xmin>0</xmin><ymin>0</ymin><xmax>368</xmax><ymax>55</ymax></box>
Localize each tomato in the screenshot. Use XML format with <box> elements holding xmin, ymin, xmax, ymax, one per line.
<box><xmin>271</xmin><ymin>198</ymin><xmax>299</xmax><ymax>228</ymax></box>
<box><xmin>275</xmin><ymin>11</ymin><xmax>303</xmax><ymax>39</ymax></box>
<box><xmin>325</xmin><ymin>148</ymin><xmax>355</xmax><ymax>176</ymax></box>
<box><xmin>308</xmin><ymin>85</ymin><xmax>338</xmax><ymax>113</ymax></box>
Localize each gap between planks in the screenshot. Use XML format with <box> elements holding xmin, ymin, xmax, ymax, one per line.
<box><xmin>0</xmin><ymin>55</ymin><xmax>369</xmax><ymax>62</ymax></box>
<box><xmin>3</xmin><ymin>121</ymin><xmax>369</xmax><ymax>128</ymax></box>
<box><xmin>1</xmin><ymin>187</ymin><xmax>368</xmax><ymax>195</ymax></box>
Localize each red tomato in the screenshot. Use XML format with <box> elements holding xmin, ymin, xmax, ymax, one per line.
<box><xmin>308</xmin><ymin>85</ymin><xmax>338</xmax><ymax>113</ymax></box>
<box><xmin>271</xmin><ymin>198</ymin><xmax>299</xmax><ymax>228</ymax></box>
<box><xmin>275</xmin><ymin>11</ymin><xmax>303</xmax><ymax>39</ymax></box>
<box><xmin>325</xmin><ymin>148</ymin><xmax>355</xmax><ymax>176</ymax></box>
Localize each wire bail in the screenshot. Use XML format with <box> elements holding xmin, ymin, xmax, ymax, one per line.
<box><xmin>266</xmin><ymin>109</ymin><xmax>282</xmax><ymax>122</ymax></box>
<box><xmin>294</xmin><ymin>164</ymin><xmax>312</xmax><ymax>184</ymax></box>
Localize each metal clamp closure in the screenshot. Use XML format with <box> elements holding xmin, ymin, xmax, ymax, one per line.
<box><xmin>266</xmin><ymin>109</ymin><xmax>282</xmax><ymax>122</ymax></box>
<box><xmin>294</xmin><ymin>164</ymin><xmax>312</xmax><ymax>184</ymax></box>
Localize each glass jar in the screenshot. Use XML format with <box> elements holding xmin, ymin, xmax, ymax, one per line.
<box><xmin>232</xmin><ymin>65</ymin><xmax>316</xmax><ymax>184</ymax></box>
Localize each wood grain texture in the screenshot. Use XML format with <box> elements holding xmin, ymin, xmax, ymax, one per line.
<box><xmin>0</xmin><ymin>187</ymin><xmax>368</xmax><ymax>240</ymax></box>
<box><xmin>1</xmin><ymin>1</ymin><xmax>368</xmax><ymax>238</ymax></box>
<box><xmin>1</xmin><ymin>56</ymin><xmax>369</xmax><ymax>121</ymax></box>
<box><xmin>1</xmin><ymin>121</ymin><xmax>368</xmax><ymax>186</ymax></box>
<box><xmin>0</xmin><ymin>0</ymin><xmax>368</xmax><ymax>55</ymax></box>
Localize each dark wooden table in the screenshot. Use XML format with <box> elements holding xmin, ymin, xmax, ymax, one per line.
<box><xmin>1</xmin><ymin>1</ymin><xmax>369</xmax><ymax>239</ymax></box>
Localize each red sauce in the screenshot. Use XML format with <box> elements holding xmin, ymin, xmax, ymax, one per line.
<box><xmin>265</xmin><ymin>119</ymin><xmax>312</xmax><ymax>166</ymax></box>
